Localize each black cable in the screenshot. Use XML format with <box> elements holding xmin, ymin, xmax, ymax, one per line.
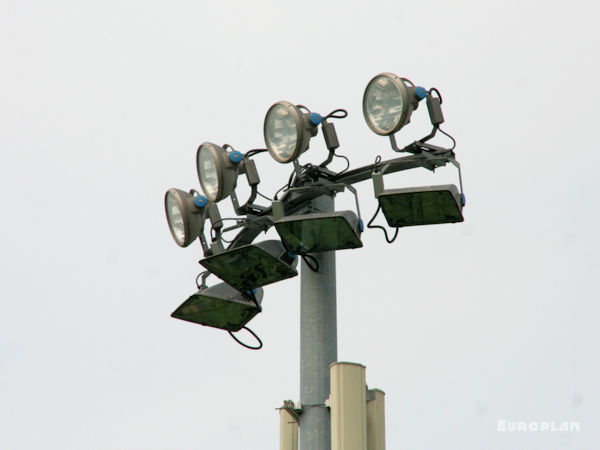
<box><xmin>210</xmin><ymin>217</ymin><xmax>243</xmax><ymax>241</ymax></box>
<box><xmin>429</xmin><ymin>87</ymin><xmax>443</xmax><ymax>103</ymax></box>
<box><xmin>296</xmin><ymin>104</ymin><xmax>311</xmax><ymax>113</ymax></box>
<box><xmin>244</xmin><ymin>148</ymin><xmax>268</xmax><ymax>158</ymax></box>
<box><xmin>228</xmin><ymin>326</ymin><xmax>263</xmax><ymax>350</ymax></box>
<box><xmin>438</xmin><ymin>127</ymin><xmax>456</xmax><ymax>150</ymax></box>
<box><xmin>323</xmin><ymin>108</ymin><xmax>348</xmax><ymax>120</ymax></box>
<box><xmin>256</xmin><ymin>190</ymin><xmax>273</xmax><ymax>201</ymax></box>
<box><xmin>211</xmin><ymin>217</ymin><xmax>241</xmax><ymax>228</ymax></box>
<box><xmin>332</xmin><ymin>152</ymin><xmax>350</xmax><ymax>175</ymax></box>
<box><xmin>274</xmin><ymin>165</ymin><xmax>300</xmax><ymax>200</ymax></box>
<box><xmin>301</xmin><ymin>254</ymin><xmax>320</xmax><ymax>272</ymax></box>
<box><xmin>367</xmin><ymin>205</ymin><xmax>399</xmax><ymax>243</ymax></box>
<box><xmin>218</xmin><ymin>233</ymin><xmax>234</xmax><ymax>244</ymax></box>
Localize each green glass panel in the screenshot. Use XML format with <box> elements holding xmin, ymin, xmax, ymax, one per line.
<box><xmin>200</xmin><ymin>245</ymin><xmax>297</xmax><ymax>291</ymax></box>
<box><xmin>275</xmin><ymin>216</ymin><xmax>362</xmax><ymax>254</ymax></box>
<box><xmin>379</xmin><ymin>189</ymin><xmax>463</xmax><ymax>227</ymax></box>
<box><xmin>171</xmin><ymin>293</ymin><xmax>258</xmax><ymax>332</ymax></box>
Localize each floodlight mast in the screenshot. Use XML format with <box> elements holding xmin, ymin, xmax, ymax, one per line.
<box><xmin>166</xmin><ymin>76</ymin><xmax>464</xmax><ymax>450</ymax></box>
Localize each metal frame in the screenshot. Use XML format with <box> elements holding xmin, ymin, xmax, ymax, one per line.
<box><xmin>219</xmin><ymin>148</ymin><xmax>458</xmax><ymax>252</ymax></box>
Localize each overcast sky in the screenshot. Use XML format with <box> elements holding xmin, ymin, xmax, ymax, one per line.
<box><xmin>2</xmin><ymin>0</ymin><xmax>599</xmax><ymax>449</ymax></box>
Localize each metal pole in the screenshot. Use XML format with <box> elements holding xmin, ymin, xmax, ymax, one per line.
<box><xmin>300</xmin><ymin>193</ymin><xmax>337</xmax><ymax>450</ymax></box>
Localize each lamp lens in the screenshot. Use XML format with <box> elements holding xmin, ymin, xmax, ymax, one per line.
<box><xmin>198</xmin><ymin>145</ymin><xmax>219</xmax><ymax>201</ymax></box>
<box><xmin>364</xmin><ymin>75</ymin><xmax>403</xmax><ymax>134</ymax></box>
<box><xmin>166</xmin><ymin>192</ymin><xmax>186</xmax><ymax>246</ymax></box>
<box><xmin>265</xmin><ymin>104</ymin><xmax>298</xmax><ymax>162</ymax></box>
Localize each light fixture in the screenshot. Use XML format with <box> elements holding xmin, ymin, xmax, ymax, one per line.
<box><xmin>164</xmin><ymin>188</ymin><xmax>208</xmax><ymax>247</ymax></box>
<box><xmin>272</xmin><ymin>184</ymin><xmax>364</xmax><ymax>254</ymax></box>
<box><xmin>362</xmin><ymin>73</ymin><xmax>427</xmax><ymax>136</ymax></box>
<box><xmin>377</xmin><ymin>185</ymin><xmax>464</xmax><ymax>227</ymax></box>
<box><xmin>264</xmin><ymin>101</ymin><xmax>320</xmax><ymax>163</ymax></box>
<box><xmin>171</xmin><ymin>282</ymin><xmax>263</xmax><ymax>331</ymax></box>
<box><xmin>196</xmin><ymin>142</ymin><xmax>243</xmax><ymax>202</ymax></box>
<box><xmin>274</xmin><ymin>210</ymin><xmax>363</xmax><ymax>254</ymax></box>
<box><xmin>199</xmin><ymin>240</ymin><xmax>298</xmax><ymax>291</ymax></box>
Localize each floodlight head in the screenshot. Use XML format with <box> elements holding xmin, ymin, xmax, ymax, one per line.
<box><xmin>196</xmin><ymin>142</ymin><xmax>242</xmax><ymax>202</ymax></box>
<box><xmin>171</xmin><ymin>282</ymin><xmax>264</xmax><ymax>331</ymax></box>
<box><xmin>164</xmin><ymin>188</ymin><xmax>208</xmax><ymax>247</ymax></box>
<box><xmin>275</xmin><ymin>211</ymin><xmax>363</xmax><ymax>254</ymax></box>
<box><xmin>264</xmin><ymin>101</ymin><xmax>318</xmax><ymax>163</ymax></box>
<box><xmin>362</xmin><ymin>73</ymin><xmax>426</xmax><ymax>136</ymax></box>
<box><xmin>199</xmin><ymin>240</ymin><xmax>298</xmax><ymax>291</ymax></box>
<box><xmin>378</xmin><ymin>184</ymin><xmax>464</xmax><ymax>227</ymax></box>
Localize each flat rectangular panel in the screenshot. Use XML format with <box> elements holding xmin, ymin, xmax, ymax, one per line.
<box><xmin>200</xmin><ymin>244</ymin><xmax>297</xmax><ymax>291</ymax></box>
<box><xmin>171</xmin><ymin>290</ymin><xmax>259</xmax><ymax>331</ymax></box>
<box><xmin>378</xmin><ymin>184</ymin><xmax>463</xmax><ymax>227</ymax></box>
<box><xmin>275</xmin><ymin>211</ymin><xmax>362</xmax><ymax>254</ymax></box>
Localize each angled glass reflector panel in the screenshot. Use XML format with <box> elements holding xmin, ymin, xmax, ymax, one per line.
<box><xmin>378</xmin><ymin>184</ymin><xmax>464</xmax><ymax>227</ymax></box>
<box><xmin>171</xmin><ymin>283</ymin><xmax>263</xmax><ymax>331</ymax></box>
<box><xmin>274</xmin><ymin>210</ymin><xmax>363</xmax><ymax>254</ymax></box>
<box><xmin>200</xmin><ymin>240</ymin><xmax>298</xmax><ymax>291</ymax></box>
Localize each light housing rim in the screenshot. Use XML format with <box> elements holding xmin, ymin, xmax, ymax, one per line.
<box><xmin>164</xmin><ymin>188</ymin><xmax>206</xmax><ymax>247</ymax></box>
<box><xmin>264</xmin><ymin>101</ymin><xmax>311</xmax><ymax>164</ymax></box>
<box><xmin>196</xmin><ymin>142</ymin><xmax>239</xmax><ymax>202</ymax></box>
<box><xmin>362</xmin><ymin>72</ymin><xmax>414</xmax><ymax>136</ymax></box>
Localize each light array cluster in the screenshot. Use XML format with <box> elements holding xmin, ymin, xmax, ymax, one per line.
<box><xmin>164</xmin><ymin>73</ymin><xmax>466</xmax><ymax>342</ymax></box>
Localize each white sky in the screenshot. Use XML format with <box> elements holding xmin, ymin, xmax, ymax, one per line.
<box><xmin>1</xmin><ymin>0</ymin><xmax>599</xmax><ymax>449</ymax></box>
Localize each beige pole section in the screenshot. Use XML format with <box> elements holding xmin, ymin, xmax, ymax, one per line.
<box><xmin>279</xmin><ymin>401</ymin><xmax>299</xmax><ymax>450</ymax></box>
<box><xmin>366</xmin><ymin>389</ymin><xmax>386</xmax><ymax>450</ymax></box>
<box><xmin>330</xmin><ymin>362</ymin><xmax>367</xmax><ymax>450</ymax></box>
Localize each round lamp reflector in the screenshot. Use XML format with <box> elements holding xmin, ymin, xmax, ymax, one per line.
<box><xmin>363</xmin><ymin>73</ymin><xmax>409</xmax><ymax>135</ymax></box>
<box><xmin>165</xmin><ymin>190</ymin><xmax>187</xmax><ymax>247</ymax></box>
<box><xmin>264</xmin><ymin>102</ymin><xmax>302</xmax><ymax>163</ymax></box>
<box><xmin>197</xmin><ymin>144</ymin><xmax>220</xmax><ymax>202</ymax></box>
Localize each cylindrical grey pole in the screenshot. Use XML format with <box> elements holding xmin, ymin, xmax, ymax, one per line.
<box><xmin>300</xmin><ymin>194</ymin><xmax>337</xmax><ymax>450</ymax></box>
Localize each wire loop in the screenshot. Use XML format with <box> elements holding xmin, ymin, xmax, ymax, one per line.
<box><xmin>324</xmin><ymin>108</ymin><xmax>348</xmax><ymax>120</ymax></box>
<box><xmin>367</xmin><ymin>205</ymin><xmax>399</xmax><ymax>243</ymax></box>
<box><xmin>301</xmin><ymin>254</ymin><xmax>320</xmax><ymax>272</ymax></box>
<box><xmin>228</xmin><ymin>327</ymin><xmax>263</xmax><ymax>350</ymax></box>
<box><xmin>428</xmin><ymin>87</ymin><xmax>443</xmax><ymax>103</ymax></box>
